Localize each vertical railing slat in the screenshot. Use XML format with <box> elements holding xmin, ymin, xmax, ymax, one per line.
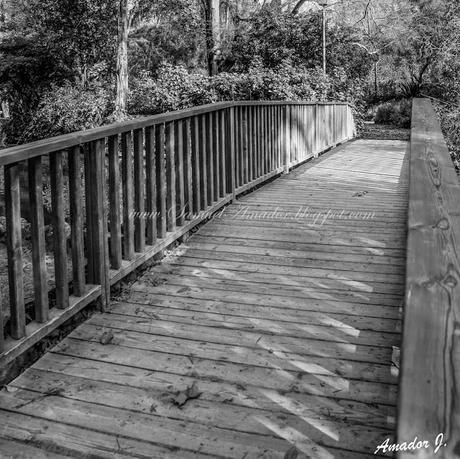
<box><xmin>108</xmin><ymin>135</ymin><xmax>122</xmax><ymax>269</ymax></box>
<box><xmin>226</xmin><ymin>106</ymin><xmax>236</xmax><ymax>198</ymax></box>
<box><xmin>183</xmin><ymin>119</ymin><xmax>193</xmax><ymax>219</ymax></box>
<box><xmin>87</xmin><ymin>139</ymin><xmax>109</xmax><ymax>308</ymax></box>
<box><xmin>191</xmin><ymin>116</ymin><xmax>201</xmax><ymax>215</ymax></box>
<box><xmin>28</xmin><ymin>156</ymin><xmax>49</xmax><ymax>320</ymax></box>
<box><xmin>199</xmin><ymin>115</ymin><xmax>208</xmax><ymax>211</ymax></box>
<box><xmin>165</xmin><ymin>121</ymin><xmax>176</xmax><ymax>232</ymax></box>
<box><xmin>155</xmin><ymin>124</ymin><xmax>167</xmax><ymax>238</ymax></box>
<box><xmin>122</xmin><ymin>132</ymin><xmax>135</xmax><ymax>260</ymax></box>
<box><xmin>50</xmin><ymin>151</ymin><xmax>69</xmax><ymax>310</ymax></box>
<box><xmin>145</xmin><ymin>126</ymin><xmax>157</xmax><ymax>245</ymax></box>
<box><xmin>134</xmin><ymin>128</ymin><xmax>145</xmax><ymax>252</ymax></box>
<box><xmin>213</xmin><ymin>111</ymin><xmax>220</xmax><ymax>200</ymax></box>
<box><xmin>5</xmin><ymin>163</ymin><xmax>25</xmax><ymax>338</ymax></box>
<box><xmin>174</xmin><ymin>120</ymin><xmax>185</xmax><ymax>227</ymax></box>
<box><xmin>68</xmin><ymin>147</ymin><xmax>86</xmax><ymax>296</ymax></box>
<box><xmin>219</xmin><ymin>110</ymin><xmax>226</xmax><ymax>197</ymax></box>
<box><xmin>205</xmin><ymin>112</ymin><xmax>214</xmax><ymax>204</ymax></box>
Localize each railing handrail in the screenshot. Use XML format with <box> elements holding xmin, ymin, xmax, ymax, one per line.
<box><xmin>0</xmin><ymin>100</ymin><xmax>350</xmax><ymax>167</ymax></box>
<box><xmin>398</xmin><ymin>98</ymin><xmax>460</xmax><ymax>457</ymax></box>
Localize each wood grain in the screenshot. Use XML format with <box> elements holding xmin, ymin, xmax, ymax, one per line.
<box><xmin>397</xmin><ymin>98</ymin><xmax>460</xmax><ymax>458</ymax></box>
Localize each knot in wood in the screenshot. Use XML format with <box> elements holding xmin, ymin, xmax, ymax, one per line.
<box><xmin>436</xmin><ymin>218</ymin><xmax>450</xmax><ymax>230</ymax></box>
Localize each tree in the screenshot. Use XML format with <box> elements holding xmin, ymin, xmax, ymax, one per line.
<box><xmin>201</xmin><ymin>0</ymin><xmax>221</xmax><ymax>76</ymax></box>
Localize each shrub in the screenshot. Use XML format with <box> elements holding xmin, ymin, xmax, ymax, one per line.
<box><xmin>434</xmin><ymin>102</ymin><xmax>460</xmax><ymax>172</ymax></box>
<box><xmin>129</xmin><ymin>65</ymin><xmax>214</xmax><ymax>115</ymax></box>
<box><xmin>21</xmin><ymin>82</ymin><xmax>112</xmax><ymax>142</ymax></box>
<box><xmin>375</xmin><ymin>99</ymin><xmax>412</xmax><ymax>128</ymax></box>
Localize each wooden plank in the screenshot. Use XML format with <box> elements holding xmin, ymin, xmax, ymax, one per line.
<box><xmin>398</xmin><ymin>98</ymin><xmax>460</xmax><ymax>457</ymax></box>
<box><xmin>133</xmin><ymin>128</ymin><xmax>145</xmax><ymax>252</ymax></box>
<box><xmin>49</xmin><ymin>151</ymin><xmax>69</xmax><ymax>310</ymax></box>
<box><xmin>108</xmin><ymin>135</ymin><xmax>122</xmax><ymax>269</ymax></box>
<box><xmin>0</xmin><ymin>408</ymin><xmax>175</xmax><ymax>459</ymax></box>
<box><xmin>28</xmin><ymin>156</ymin><xmax>49</xmax><ymax>320</ymax></box>
<box><xmin>174</xmin><ymin>120</ymin><xmax>185</xmax><ymax>226</ymax></box>
<box><xmin>68</xmin><ymin>147</ymin><xmax>85</xmax><ymax>297</ymax></box>
<box><xmin>5</xmin><ymin>163</ymin><xmax>25</xmax><ymax>339</ymax></box>
<box><xmin>165</xmin><ymin>121</ymin><xmax>176</xmax><ymax>232</ymax></box>
<box><xmin>145</xmin><ymin>126</ymin><xmax>157</xmax><ymax>244</ymax></box>
<box><xmin>155</xmin><ymin>124</ymin><xmax>167</xmax><ymax>238</ymax></box>
<box><xmin>15</xmin><ymin>367</ymin><xmax>395</xmax><ymax>445</ymax></box>
<box><xmin>121</xmin><ymin>131</ymin><xmax>134</xmax><ymax>260</ymax></box>
<box><xmin>0</xmin><ymin>285</ymin><xmax>100</xmax><ymax>366</ymax></box>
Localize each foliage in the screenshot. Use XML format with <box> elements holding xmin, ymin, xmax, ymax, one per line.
<box><xmin>128</xmin><ymin>62</ymin><xmax>366</xmax><ymax>133</ymax></box>
<box><xmin>434</xmin><ymin>102</ymin><xmax>460</xmax><ymax>172</ymax></box>
<box><xmin>375</xmin><ymin>99</ymin><xmax>412</xmax><ymax>128</ymax></box>
<box><xmin>19</xmin><ymin>80</ymin><xmax>112</xmax><ymax>142</ymax></box>
<box><xmin>129</xmin><ymin>0</ymin><xmax>204</xmax><ymax>75</ymax></box>
<box><xmin>225</xmin><ymin>9</ymin><xmax>373</xmax><ymax>80</ymax></box>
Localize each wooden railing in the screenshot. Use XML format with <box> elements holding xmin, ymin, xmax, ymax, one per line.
<box><xmin>398</xmin><ymin>99</ymin><xmax>460</xmax><ymax>457</ymax></box>
<box><xmin>0</xmin><ymin>101</ymin><xmax>355</xmax><ymax>364</ymax></box>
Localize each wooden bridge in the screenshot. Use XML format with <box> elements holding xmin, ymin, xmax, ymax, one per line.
<box><xmin>0</xmin><ymin>99</ymin><xmax>458</xmax><ymax>458</ymax></box>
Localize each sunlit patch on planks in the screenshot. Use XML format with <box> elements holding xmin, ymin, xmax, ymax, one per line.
<box><xmin>0</xmin><ymin>139</ymin><xmax>408</xmax><ymax>458</ymax></box>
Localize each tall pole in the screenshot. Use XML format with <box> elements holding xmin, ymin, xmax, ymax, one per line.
<box><xmin>322</xmin><ymin>5</ymin><xmax>326</xmax><ymax>75</ymax></box>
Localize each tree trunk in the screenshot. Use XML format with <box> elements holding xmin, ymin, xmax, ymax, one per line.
<box><xmin>204</xmin><ymin>0</ymin><xmax>220</xmax><ymax>76</ymax></box>
<box><xmin>115</xmin><ymin>0</ymin><xmax>129</xmax><ymax>119</ymax></box>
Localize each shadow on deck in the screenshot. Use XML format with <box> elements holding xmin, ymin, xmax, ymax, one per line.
<box><xmin>0</xmin><ymin>139</ymin><xmax>409</xmax><ymax>458</ymax></box>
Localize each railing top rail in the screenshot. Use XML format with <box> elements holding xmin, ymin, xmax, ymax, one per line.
<box><xmin>0</xmin><ymin>100</ymin><xmax>350</xmax><ymax>166</ymax></box>
<box><xmin>398</xmin><ymin>98</ymin><xmax>460</xmax><ymax>456</ymax></box>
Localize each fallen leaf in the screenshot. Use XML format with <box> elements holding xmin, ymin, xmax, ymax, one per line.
<box><xmin>284</xmin><ymin>446</ymin><xmax>299</xmax><ymax>459</ymax></box>
<box><xmin>352</xmin><ymin>190</ymin><xmax>368</xmax><ymax>197</ymax></box>
<box><xmin>99</xmin><ymin>331</ymin><xmax>114</xmax><ymax>345</ymax></box>
<box><xmin>172</xmin><ymin>382</ymin><xmax>202</xmax><ymax>407</ymax></box>
<box><xmin>4</xmin><ymin>386</ymin><xmax>18</xmax><ymax>393</ymax></box>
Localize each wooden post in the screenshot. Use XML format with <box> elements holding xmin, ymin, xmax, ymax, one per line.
<box><xmin>191</xmin><ymin>116</ymin><xmax>201</xmax><ymax>215</ymax></box>
<box><xmin>145</xmin><ymin>126</ymin><xmax>157</xmax><ymax>244</ymax></box>
<box><xmin>108</xmin><ymin>135</ymin><xmax>122</xmax><ymax>268</ymax></box>
<box><xmin>155</xmin><ymin>124</ymin><xmax>167</xmax><ymax>238</ymax></box>
<box><xmin>199</xmin><ymin>115</ymin><xmax>208</xmax><ymax>210</ymax></box>
<box><xmin>86</xmin><ymin>140</ymin><xmax>110</xmax><ymax>309</ymax></box>
<box><xmin>5</xmin><ymin>163</ymin><xmax>25</xmax><ymax>339</ymax></box>
<box><xmin>68</xmin><ymin>147</ymin><xmax>86</xmax><ymax>296</ymax></box>
<box><xmin>183</xmin><ymin>118</ymin><xmax>193</xmax><ymax>220</ymax></box>
<box><xmin>165</xmin><ymin>121</ymin><xmax>176</xmax><ymax>232</ymax></box>
<box><xmin>50</xmin><ymin>151</ymin><xmax>69</xmax><ymax>310</ymax></box>
<box><xmin>28</xmin><ymin>156</ymin><xmax>49</xmax><ymax>321</ymax></box>
<box><xmin>133</xmin><ymin>128</ymin><xmax>145</xmax><ymax>252</ymax></box>
<box><xmin>226</xmin><ymin>107</ymin><xmax>236</xmax><ymax>199</ymax></box>
<box><xmin>122</xmin><ymin>131</ymin><xmax>135</xmax><ymax>260</ymax></box>
<box><xmin>283</xmin><ymin>106</ymin><xmax>290</xmax><ymax>173</ymax></box>
<box><xmin>174</xmin><ymin>120</ymin><xmax>185</xmax><ymax>226</ymax></box>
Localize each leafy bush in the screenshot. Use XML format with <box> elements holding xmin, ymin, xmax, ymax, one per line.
<box><xmin>375</xmin><ymin>99</ymin><xmax>412</xmax><ymax>128</ymax></box>
<box><xmin>129</xmin><ymin>65</ymin><xmax>213</xmax><ymax>115</ymax></box>
<box><xmin>20</xmin><ymin>82</ymin><xmax>112</xmax><ymax>142</ymax></box>
<box><xmin>129</xmin><ymin>62</ymin><xmax>366</xmax><ymax>132</ymax></box>
<box><xmin>434</xmin><ymin>103</ymin><xmax>460</xmax><ymax>172</ymax></box>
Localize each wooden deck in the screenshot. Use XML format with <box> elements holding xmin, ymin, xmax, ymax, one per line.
<box><xmin>0</xmin><ymin>139</ymin><xmax>409</xmax><ymax>458</ymax></box>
